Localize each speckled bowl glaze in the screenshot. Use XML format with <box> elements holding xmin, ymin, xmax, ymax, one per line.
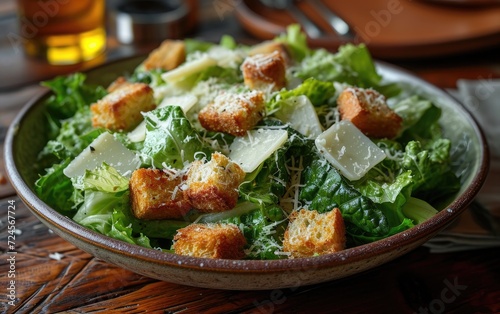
<box><xmin>5</xmin><ymin>56</ymin><xmax>489</xmax><ymax>290</ymax></box>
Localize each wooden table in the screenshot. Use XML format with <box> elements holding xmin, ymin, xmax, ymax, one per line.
<box><xmin>1</xmin><ymin>1</ymin><xmax>500</xmax><ymax>313</ymax></box>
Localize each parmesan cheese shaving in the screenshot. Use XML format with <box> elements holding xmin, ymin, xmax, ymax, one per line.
<box><xmin>229</xmin><ymin>128</ymin><xmax>288</xmax><ymax>173</ymax></box>
<box><xmin>161</xmin><ymin>55</ymin><xmax>217</xmax><ymax>84</ymax></box>
<box><xmin>274</xmin><ymin>95</ymin><xmax>323</xmax><ymax>138</ymax></box>
<box><xmin>315</xmin><ymin>120</ymin><xmax>386</xmax><ymax>181</ymax></box>
<box><xmin>63</xmin><ymin>132</ymin><xmax>141</xmax><ymax>178</ymax></box>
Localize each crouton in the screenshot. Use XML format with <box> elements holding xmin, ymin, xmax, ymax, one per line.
<box><xmin>172</xmin><ymin>223</ymin><xmax>247</xmax><ymax>259</ymax></box>
<box><xmin>248</xmin><ymin>40</ymin><xmax>291</xmax><ymax>64</ymax></box>
<box><xmin>90</xmin><ymin>82</ymin><xmax>156</xmax><ymax>132</ymax></box>
<box><xmin>198</xmin><ymin>90</ymin><xmax>265</xmax><ymax>136</ymax></box>
<box><xmin>337</xmin><ymin>87</ymin><xmax>402</xmax><ymax>139</ymax></box>
<box><xmin>186</xmin><ymin>152</ymin><xmax>245</xmax><ymax>213</ymax></box>
<box><xmin>106</xmin><ymin>76</ymin><xmax>132</xmax><ymax>93</ymax></box>
<box><xmin>241</xmin><ymin>50</ymin><xmax>287</xmax><ymax>91</ymax></box>
<box><xmin>129</xmin><ymin>168</ymin><xmax>191</xmax><ymax>220</ymax></box>
<box><xmin>142</xmin><ymin>40</ymin><xmax>186</xmax><ymax>71</ymax></box>
<box><xmin>283</xmin><ymin>208</ymin><xmax>346</xmax><ymax>258</ymax></box>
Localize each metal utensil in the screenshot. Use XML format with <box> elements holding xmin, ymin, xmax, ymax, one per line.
<box><xmin>260</xmin><ymin>0</ymin><xmax>353</xmax><ymax>38</ymax></box>
<box><xmin>260</xmin><ymin>0</ymin><xmax>322</xmax><ymax>38</ymax></box>
<box><xmin>309</xmin><ymin>0</ymin><xmax>353</xmax><ymax>37</ymax></box>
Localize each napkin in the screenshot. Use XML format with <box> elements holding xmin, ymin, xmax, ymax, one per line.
<box><xmin>424</xmin><ymin>80</ymin><xmax>500</xmax><ymax>253</ymax></box>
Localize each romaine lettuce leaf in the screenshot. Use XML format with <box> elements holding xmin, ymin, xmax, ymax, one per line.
<box><xmin>269</xmin><ymin>78</ymin><xmax>336</xmax><ymax>111</ymax></box>
<box><xmin>219</xmin><ymin>34</ymin><xmax>238</xmax><ymax>50</ymax></box>
<box><xmin>351</xmin><ymin>137</ymin><xmax>459</xmax><ymax>224</ymax></box>
<box><xmin>38</xmin><ymin>108</ymin><xmax>103</xmax><ymax>163</ymax></box>
<box><xmin>184</xmin><ymin>38</ymin><xmax>214</xmax><ymax>54</ymax></box>
<box><xmin>275</xmin><ymin>24</ymin><xmax>311</xmax><ymax>61</ymax></box>
<box><xmin>295</xmin><ymin>44</ymin><xmax>400</xmax><ymax>97</ymax></box>
<box><xmin>297</xmin><ymin>45</ymin><xmax>379</xmax><ymax>85</ymax></box>
<box><xmin>41</xmin><ymin>73</ymin><xmax>107</xmax><ymax>120</ymax></box>
<box><xmin>130</xmin><ymin>68</ymin><xmax>165</xmax><ymax>86</ymax></box>
<box><xmin>393</xmin><ymin>95</ymin><xmax>443</xmax><ymax>144</ymax></box>
<box><xmin>300</xmin><ymin>159</ymin><xmax>391</xmax><ymax>236</ymax></box>
<box><xmin>189</xmin><ymin>65</ymin><xmax>243</xmax><ymax>87</ymax></box>
<box><xmin>300</xmin><ymin>159</ymin><xmax>416</xmax><ymax>245</ymax></box>
<box><xmin>35</xmin><ymin>159</ymin><xmax>76</xmax><ymax>215</ymax></box>
<box><xmin>402</xmin><ymin>197</ymin><xmax>438</xmax><ymax>225</ymax></box>
<box><xmin>351</xmin><ymin>139</ymin><xmax>411</xmax><ymax>205</ymax></box>
<box><xmin>76</xmin><ymin>163</ymin><xmax>129</xmax><ymax>193</ymax></box>
<box><xmin>141</xmin><ymin>106</ymin><xmax>212</xmax><ymax>169</ymax></box>
<box><xmin>224</xmin><ymin>208</ymin><xmax>287</xmax><ymax>260</ymax></box>
<box><xmin>402</xmin><ymin>140</ymin><xmax>460</xmax><ymax>202</ymax></box>
<box><xmin>354</xmin><ymin>170</ymin><xmax>413</xmax><ymax>205</ymax></box>
<box><xmin>71</xmin><ymin>188</ymin><xmax>151</xmax><ymax>248</ymax></box>
<box><xmin>35</xmin><ymin>74</ymin><xmax>108</xmax><ymax>215</ymax></box>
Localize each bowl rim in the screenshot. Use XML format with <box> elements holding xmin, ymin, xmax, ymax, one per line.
<box><xmin>4</xmin><ymin>56</ymin><xmax>490</xmax><ymax>275</ymax></box>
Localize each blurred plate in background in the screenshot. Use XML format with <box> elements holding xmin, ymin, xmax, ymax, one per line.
<box><xmin>235</xmin><ymin>0</ymin><xmax>500</xmax><ymax>59</ymax></box>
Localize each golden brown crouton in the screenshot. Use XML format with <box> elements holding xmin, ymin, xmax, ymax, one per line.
<box><xmin>106</xmin><ymin>76</ymin><xmax>132</xmax><ymax>93</ymax></box>
<box><xmin>241</xmin><ymin>51</ymin><xmax>287</xmax><ymax>91</ymax></box>
<box><xmin>90</xmin><ymin>82</ymin><xmax>156</xmax><ymax>132</ymax></box>
<box><xmin>142</xmin><ymin>40</ymin><xmax>186</xmax><ymax>71</ymax></box>
<box><xmin>186</xmin><ymin>152</ymin><xmax>245</xmax><ymax>213</ymax></box>
<box><xmin>283</xmin><ymin>208</ymin><xmax>346</xmax><ymax>258</ymax></box>
<box><xmin>248</xmin><ymin>40</ymin><xmax>291</xmax><ymax>64</ymax></box>
<box><xmin>129</xmin><ymin>168</ymin><xmax>191</xmax><ymax>220</ymax></box>
<box><xmin>337</xmin><ymin>87</ymin><xmax>402</xmax><ymax>139</ymax></box>
<box><xmin>172</xmin><ymin>223</ymin><xmax>247</xmax><ymax>259</ymax></box>
<box><xmin>198</xmin><ymin>91</ymin><xmax>265</xmax><ymax>137</ymax></box>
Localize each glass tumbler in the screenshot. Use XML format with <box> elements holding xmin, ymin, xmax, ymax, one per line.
<box><xmin>16</xmin><ymin>0</ymin><xmax>106</xmax><ymax>65</ymax></box>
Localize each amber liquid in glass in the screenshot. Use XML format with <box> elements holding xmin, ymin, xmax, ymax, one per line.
<box><xmin>17</xmin><ymin>0</ymin><xmax>106</xmax><ymax>65</ymax></box>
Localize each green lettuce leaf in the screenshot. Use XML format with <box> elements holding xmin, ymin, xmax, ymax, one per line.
<box><xmin>393</xmin><ymin>95</ymin><xmax>443</xmax><ymax>144</ymax></box>
<box><xmin>297</xmin><ymin>45</ymin><xmax>379</xmax><ymax>85</ymax></box>
<box><xmin>38</xmin><ymin>108</ymin><xmax>103</xmax><ymax>163</ymax></box>
<box><xmin>41</xmin><ymin>73</ymin><xmax>107</xmax><ymax>120</ymax></box>
<box><xmin>268</xmin><ymin>78</ymin><xmax>336</xmax><ymax>113</ymax></box>
<box><xmin>275</xmin><ymin>24</ymin><xmax>311</xmax><ymax>61</ymax></box>
<box><xmin>224</xmin><ymin>207</ymin><xmax>287</xmax><ymax>260</ymax></box>
<box><xmin>184</xmin><ymin>38</ymin><xmax>214</xmax><ymax>54</ymax></box>
<box><xmin>141</xmin><ymin>106</ymin><xmax>212</xmax><ymax>169</ymax></box>
<box><xmin>351</xmin><ymin>140</ymin><xmax>411</xmax><ymax>205</ymax></box>
<box><xmin>35</xmin><ymin>159</ymin><xmax>76</xmax><ymax>215</ymax></box>
<box><xmin>130</xmin><ymin>68</ymin><xmax>165</xmax><ymax>86</ymax></box>
<box><xmin>354</xmin><ymin>170</ymin><xmax>413</xmax><ymax>205</ymax></box>
<box><xmin>77</xmin><ymin>163</ymin><xmax>129</xmax><ymax>193</ymax></box>
<box><xmin>402</xmin><ymin>140</ymin><xmax>460</xmax><ymax>202</ymax></box>
<box><xmin>299</xmin><ymin>157</ymin><xmax>417</xmax><ymax>244</ymax></box>
<box><xmin>219</xmin><ymin>34</ymin><xmax>238</xmax><ymax>50</ymax></box>
<box><xmin>300</xmin><ymin>159</ymin><xmax>391</xmax><ymax>236</ymax></box>
<box><xmin>190</xmin><ymin>65</ymin><xmax>243</xmax><ymax>86</ymax></box>
<box><xmin>402</xmin><ymin>197</ymin><xmax>438</xmax><ymax>225</ymax></box>
<box><xmin>295</xmin><ymin>44</ymin><xmax>400</xmax><ymax>97</ymax></box>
